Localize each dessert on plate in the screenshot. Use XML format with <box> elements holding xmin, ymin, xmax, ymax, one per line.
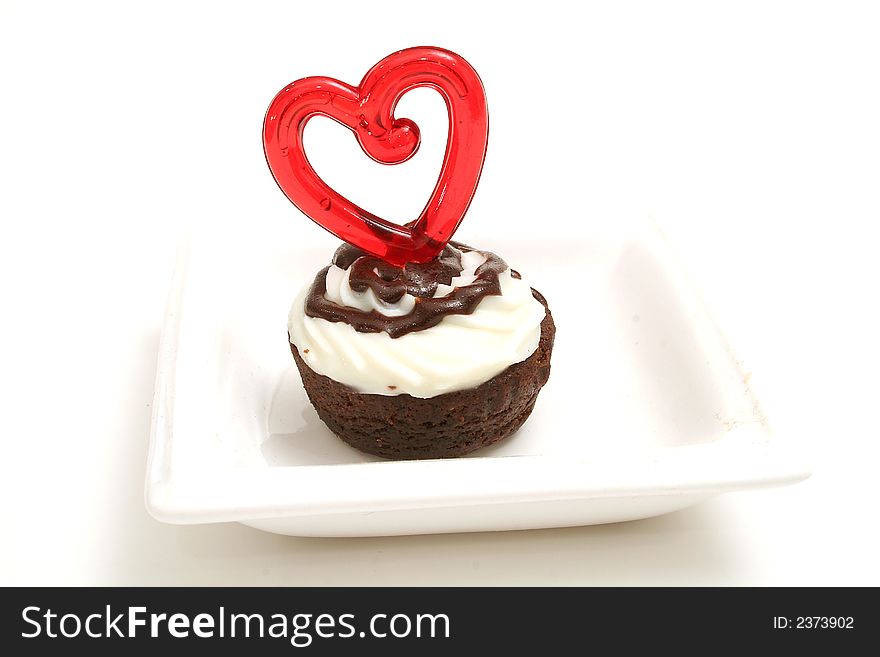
<box><xmin>263</xmin><ymin>46</ymin><xmax>554</xmax><ymax>459</ymax></box>
<box><xmin>287</xmin><ymin>241</ymin><xmax>554</xmax><ymax>459</ymax></box>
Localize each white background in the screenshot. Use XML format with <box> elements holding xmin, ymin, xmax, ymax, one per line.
<box><xmin>2</xmin><ymin>0</ymin><xmax>878</xmax><ymax>585</ymax></box>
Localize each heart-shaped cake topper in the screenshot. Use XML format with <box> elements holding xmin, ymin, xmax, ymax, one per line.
<box><xmin>263</xmin><ymin>47</ymin><xmax>488</xmax><ymax>266</ymax></box>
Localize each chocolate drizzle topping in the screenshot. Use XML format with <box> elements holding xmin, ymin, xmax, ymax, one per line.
<box><xmin>305</xmin><ymin>241</ymin><xmax>509</xmax><ymax>338</ymax></box>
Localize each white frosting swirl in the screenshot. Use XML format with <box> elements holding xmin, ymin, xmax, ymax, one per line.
<box><xmin>288</xmin><ymin>252</ymin><xmax>546</xmax><ymax>398</ymax></box>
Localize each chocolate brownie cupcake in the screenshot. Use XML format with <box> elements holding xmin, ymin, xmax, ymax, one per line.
<box><xmin>287</xmin><ymin>241</ymin><xmax>554</xmax><ymax>460</ymax></box>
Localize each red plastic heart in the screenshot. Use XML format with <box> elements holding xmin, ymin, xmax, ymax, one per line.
<box><xmin>263</xmin><ymin>47</ymin><xmax>488</xmax><ymax>266</ymax></box>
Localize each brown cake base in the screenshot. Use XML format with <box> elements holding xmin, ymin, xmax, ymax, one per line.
<box><xmin>290</xmin><ymin>290</ymin><xmax>555</xmax><ymax>460</ymax></box>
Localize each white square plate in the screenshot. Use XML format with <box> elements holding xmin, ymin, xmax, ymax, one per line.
<box><xmin>146</xmin><ymin>218</ymin><xmax>808</xmax><ymax>536</ymax></box>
